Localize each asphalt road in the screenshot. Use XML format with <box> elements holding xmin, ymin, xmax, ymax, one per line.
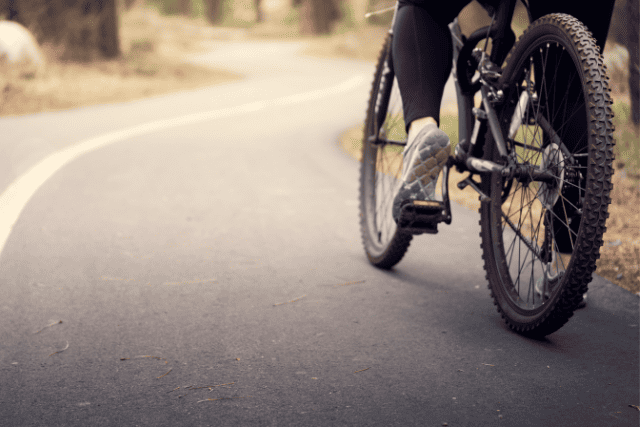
<box><xmin>0</xmin><ymin>41</ymin><xmax>638</xmax><ymax>427</ymax></box>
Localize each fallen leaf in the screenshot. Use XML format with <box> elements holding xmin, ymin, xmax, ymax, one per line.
<box><xmin>48</xmin><ymin>341</ymin><xmax>69</xmax><ymax>357</ymax></box>
<box><xmin>157</xmin><ymin>368</ymin><xmax>172</xmax><ymax>379</ymax></box>
<box><xmin>186</xmin><ymin>382</ymin><xmax>235</xmax><ymax>390</ymax></box>
<box><xmin>274</xmin><ymin>295</ymin><xmax>306</xmax><ymax>306</ymax></box>
<box><xmin>34</xmin><ymin>320</ymin><xmax>63</xmax><ymax>334</ymax></box>
<box><xmin>197</xmin><ymin>396</ymin><xmax>250</xmax><ymax>403</ymax></box>
<box><xmin>334</xmin><ymin>280</ymin><xmax>365</xmax><ymax>287</ymax></box>
<box><xmin>120</xmin><ymin>355</ymin><xmax>166</xmax><ymax>362</ymax></box>
<box><xmin>163</xmin><ymin>279</ymin><xmax>217</xmax><ymax>286</ymax></box>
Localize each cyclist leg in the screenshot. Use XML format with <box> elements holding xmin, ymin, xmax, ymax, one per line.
<box><xmin>392</xmin><ymin>1</ymin><xmax>469</xmax><ymax>130</ymax></box>
<box><xmin>390</xmin><ymin>1</ymin><xmax>470</xmax><ymax>220</ymax></box>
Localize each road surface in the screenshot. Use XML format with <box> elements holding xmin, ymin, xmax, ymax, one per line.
<box><xmin>0</xmin><ymin>41</ymin><xmax>637</xmax><ymax>426</ymax></box>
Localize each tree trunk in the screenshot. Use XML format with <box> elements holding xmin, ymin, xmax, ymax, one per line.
<box><xmin>299</xmin><ymin>0</ymin><xmax>340</xmax><ymax>35</ymax></box>
<box><xmin>1</xmin><ymin>0</ymin><xmax>20</xmax><ymax>23</ymax></box>
<box><xmin>255</xmin><ymin>0</ymin><xmax>263</xmax><ymax>23</ymax></box>
<box><xmin>205</xmin><ymin>0</ymin><xmax>224</xmax><ymax>24</ymax></box>
<box><xmin>98</xmin><ymin>0</ymin><xmax>120</xmax><ymax>59</ymax></box>
<box><xmin>9</xmin><ymin>0</ymin><xmax>121</xmax><ymax>60</ymax></box>
<box><xmin>627</xmin><ymin>0</ymin><xmax>639</xmax><ymax>126</ymax></box>
<box><xmin>3</xmin><ymin>0</ymin><xmax>18</xmax><ymax>20</ymax></box>
<box><xmin>179</xmin><ymin>0</ymin><xmax>191</xmax><ymax>16</ymax></box>
<box><xmin>123</xmin><ymin>0</ymin><xmax>137</xmax><ymax>10</ymax></box>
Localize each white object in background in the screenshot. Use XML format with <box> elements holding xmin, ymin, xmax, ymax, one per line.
<box><xmin>0</xmin><ymin>20</ymin><xmax>45</xmax><ymax>68</ymax></box>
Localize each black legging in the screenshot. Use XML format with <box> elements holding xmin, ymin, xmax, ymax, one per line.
<box><xmin>392</xmin><ymin>0</ymin><xmax>471</xmax><ymax>129</ymax></box>
<box><xmin>392</xmin><ymin>0</ymin><xmax>615</xmax><ymax>131</ymax></box>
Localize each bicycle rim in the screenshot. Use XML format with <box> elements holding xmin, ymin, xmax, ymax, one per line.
<box><xmin>480</xmin><ymin>14</ymin><xmax>614</xmax><ymax>336</ymax></box>
<box><xmin>359</xmin><ymin>35</ymin><xmax>412</xmax><ymax>268</ymax></box>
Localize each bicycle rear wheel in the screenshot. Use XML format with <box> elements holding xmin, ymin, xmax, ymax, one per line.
<box><xmin>359</xmin><ymin>34</ymin><xmax>412</xmax><ymax>269</ymax></box>
<box><xmin>479</xmin><ymin>14</ymin><xmax>615</xmax><ymax>337</ymax></box>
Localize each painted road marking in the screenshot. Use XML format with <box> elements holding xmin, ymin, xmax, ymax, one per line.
<box><xmin>0</xmin><ymin>75</ymin><xmax>368</xmax><ymax>255</ymax></box>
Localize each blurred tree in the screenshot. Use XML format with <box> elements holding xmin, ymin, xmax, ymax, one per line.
<box><xmin>179</xmin><ymin>0</ymin><xmax>191</xmax><ymax>15</ymax></box>
<box><xmin>205</xmin><ymin>0</ymin><xmax>224</xmax><ymax>24</ymax></box>
<box><xmin>255</xmin><ymin>0</ymin><xmax>263</xmax><ymax>22</ymax></box>
<box><xmin>0</xmin><ymin>0</ymin><xmax>18</xmax><ymax>20</ymax></box>
<box><xmin>627</xmin><ymin>0</ymin><xmax>639</xmax><ymax>125</ymax></box>
<box><xmin>4</xmin><ymin>0</ymin><xmax>121</xmax><ymax>60</ymax></box>
<box><xmin>298</xmin><ymin>0</ymin><xmax>341</xmax><ymax>34</ymax></box>
<box><xmin>346</xmin><ymin>0</ymin><xmax>368</xmax><ymax>26</ymax></box>
<box><xmin>611</xmin><ymin>0</ymin><xmax>639</xmax><ymax>126</ymax></box>
<box><xmin>365</xmin><ymin>0</ymin><xmax>394</xmax><ymax>26</ymax></box>
<box><xmin>98</xmin><ymin>0</ymin><xmax>120</xmax><ymax>58</ymax></box>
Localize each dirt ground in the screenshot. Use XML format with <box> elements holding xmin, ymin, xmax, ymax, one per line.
<box><xmin>0</xmin><ymin>7</ymin><xmax>241</xmax><ymax>116</ymax></box>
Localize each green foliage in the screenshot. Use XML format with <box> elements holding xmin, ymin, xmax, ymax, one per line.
<box><xmin>337</xmin><ymin>1</ymin><xmax>358</xmax><ymax>29</ymax></box>
<box><xmin>219</xmin><ymin>0</ymin><xmax>255</xmax><ymax>28</ymax></box>
<box><xmin>281</xmin><ymin>7</ymin><xmax>300</xmax><ymax>27</ymax></box>
<box><xmin>365</xmin><ymin>0</ymin><xmax>394</xmax><ymax>27</ymax></box>
<box><xmin>145</xmin><ymin>0</ymin><xmax>183</xmax><ymax>15</ymax></box>
<box><xmin>439</xmin><ymin>114</ymin><xmax>459</xmax><ymax>150</ymax></box>
<box><xmin>190</xmin><ymin>0</ymin><xmax>206</xmax><ymax>17</ymax></box>
<box><xmin>145</xmin><ymin>0</ymin><xmax>219</xmax><ymax>17</ymax></box>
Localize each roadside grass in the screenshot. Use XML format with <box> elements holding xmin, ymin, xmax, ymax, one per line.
<box><xmin>0</xmin><ymin>6</ymin><xmax>241</xmax><ymax>117</ymax></box>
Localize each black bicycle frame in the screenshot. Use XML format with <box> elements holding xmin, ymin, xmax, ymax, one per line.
<box><xmin>442</xmin><ymin>0</ymin><xmax>559</xmax><ymax>211</ymax></box>
<box><xmin>370</xmin><ymin>0</ymin><xmax>558</xmax><ymax>224</ymax></box>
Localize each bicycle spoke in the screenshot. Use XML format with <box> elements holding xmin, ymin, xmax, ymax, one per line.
<box><xmin>498</xmin><ymin>45</ymin><xmax>586</xmax><ymax>304</ymax></box>
<box><xmin>501</xmin><ymin>210</ymin><xmax>543</xmax><ymax>262</ymax></box>
<box><xmin>545</xmin><ymin>199</ymin><xmax>579</xmax><ymax>242</ymax></box>
<box><xmin>478</xmin><ymin>14</ymin><xmax>614</xmax><ymax>336</ymax></box>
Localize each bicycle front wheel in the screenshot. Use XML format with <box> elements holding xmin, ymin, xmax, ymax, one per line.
<box><xmin>479</xmin><ymin>14</ymin><xmax>615</xmax><ymax>337</ymax></box>
<box><xmin>359</xmin><ymin>34</ymin><xmax>412</xmax><ymax>269</ymax></box>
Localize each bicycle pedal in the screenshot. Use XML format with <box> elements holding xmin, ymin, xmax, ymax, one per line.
<box><xmin>397</xmin><ymin>200</ymin><xmax>446</xmax><ymax>235</ymax></box>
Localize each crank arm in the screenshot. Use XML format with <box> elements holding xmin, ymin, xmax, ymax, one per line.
<box><xmin>457</xmin><ymin>173</ymin><xmax>490</xmax><ymax>202</ymax></box>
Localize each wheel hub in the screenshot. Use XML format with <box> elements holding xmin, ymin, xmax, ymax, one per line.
<box><xmin>537</xmin><ymin>143</ymin><xmax>565</xmax><ymax>209</ymax></box>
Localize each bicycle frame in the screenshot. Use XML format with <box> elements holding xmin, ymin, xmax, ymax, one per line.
<box><xmin>444</xmin><ymin>1</ymin><xmax>526</xmax><ymax>216</ymax></box>
<box><xmin>371</xmin><ymin>0</ymin><xmax>567</xmax><ymax>226</ymax></box>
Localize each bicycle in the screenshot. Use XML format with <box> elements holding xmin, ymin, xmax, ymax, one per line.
<box><xmin>359</xmin><ymin>0</ymin><xmax>615</xmax><ymax>337</ymax></box>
